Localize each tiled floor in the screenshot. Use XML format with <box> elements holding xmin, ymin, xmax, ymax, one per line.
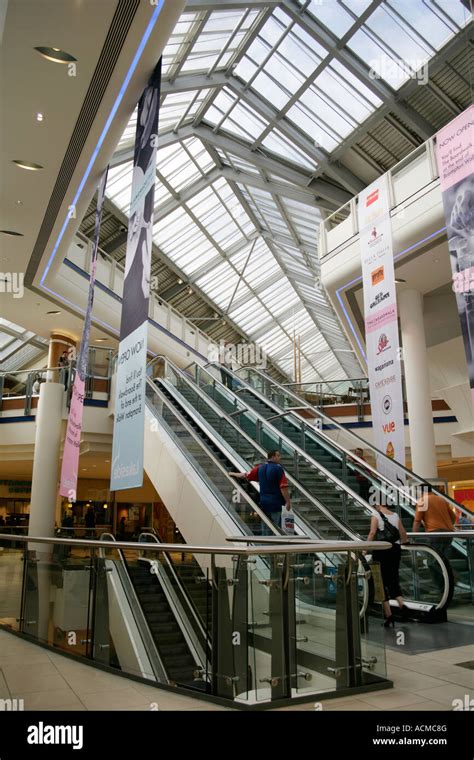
<box><xmin>0</xmin><ymin>630</ymin><xmax>472</xmax><ymax>711</ymax></box>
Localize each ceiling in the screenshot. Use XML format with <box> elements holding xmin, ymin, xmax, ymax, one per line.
<box><xmin>1</xmin><ymin>0</ymin><xmax>472</xmax><ymax>382</ymax></box>
<box><xmin>95</xmin><ymin>0</ymin><xmax>473</xmax><ymax>382</ymax></box>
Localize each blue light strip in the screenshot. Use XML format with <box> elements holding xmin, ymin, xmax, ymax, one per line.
<box><xmin>40</xmin><ymin>0</ymin><xmax>165</xmax><ymax>284</ymax></box>
<box><xmin>335</xmin><ymin>225</ymin><xmax>447</xmax><ymax>364</ymax></box>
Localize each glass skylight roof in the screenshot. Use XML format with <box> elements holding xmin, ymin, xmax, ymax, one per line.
<box><xmin>105</xmin><ymin>0</ymin><xmax>469</xmax><ymax>382</ymax></box>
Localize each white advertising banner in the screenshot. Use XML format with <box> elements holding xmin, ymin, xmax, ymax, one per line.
<box><xmin>358</xmin><ymin>175</ymin><xmax>405</xmax><ymax>482</ymax></box>
<box><xmin>111</xmin><ymin>62</ymin><xmax>161</xmax><ymax>491</ymax></box>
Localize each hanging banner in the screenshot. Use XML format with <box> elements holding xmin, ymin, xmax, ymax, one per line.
<box><xmin>59</xmin><ymin>168</ymin><xmax>109</xmax><ymax>501</ymax></box>
<box><xmin>111</xmin><ymin>61</ymin><xmax>161</xmax><ymax>491</ymax></box>
<box><xmin>358</xmin><ymin>174</ymin><xmax>405</xmax><ymax>481</ymax></box>
<box><xmin>435</xmin><ymin>105</ymin><xmax>474</xmax><ymax>403</ymax></box>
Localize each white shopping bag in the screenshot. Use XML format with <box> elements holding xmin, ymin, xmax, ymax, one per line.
<box><xmin>281</xmin><ymin>507</ymin><xmax>295</xmax><ymax>535</ymax></box>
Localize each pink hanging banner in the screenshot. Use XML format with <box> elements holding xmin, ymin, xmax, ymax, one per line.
<box><xmin>59</xmin><ymin>168</ymin><xmax>108</xmax><ymax>500</ymax></box>
<box><xmin>435</xmin><ymin>105</ymin><xmax>474</xmax><ymax>402</ymax></box>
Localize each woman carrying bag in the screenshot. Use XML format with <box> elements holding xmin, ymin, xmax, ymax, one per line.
<box><xmin>367</xmin><ymin>504</ymin><xmax>409</xmax><ymax>627</ymax></box>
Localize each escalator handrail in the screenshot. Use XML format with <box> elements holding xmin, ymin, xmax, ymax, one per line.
<box><xmin>399</xmin><ymin>543</ymin><xmax>452</xmax><ymax>610</ymax></box>
<box><xmin>145</xmin><ymin>375</ymin><xmax>279</xmax><ymax>538</ymax></box>
<box><xmin>173</xmin><ymin>360</ymin><xmax>455</xmax><ymax>612</ymax></box>
<box><xmin>97</xmin><ymin>533</ymin><xmax>168</xmax><ymax>681</ymax></box>
<box><xmin>233</xmin><ymin>365</ymin><xmax>472</xmax><ymax>519</ymax></box>
<box><xmin>159</xmin><ymin>357</ymin><xmax>380</xmax><ymax>520</ymax></box>
<box><xmin>138</xmin><ymin>532</ymin><xmax>211</xmax><ymax>652</ymax></box>
<box><xmin>155</xmin><ymin>358</ymin><xmax>363</xmax><ymax>543</ymax></box>
<box><xmin>220</xmin><ymin>366</ymin><xmax>470</xmax><ymax>560</ymax></box>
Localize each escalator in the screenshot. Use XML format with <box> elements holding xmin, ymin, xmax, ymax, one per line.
<box><xmin>224</xmin><ymin>364</ymin><xmax>473</xmax><ymax>614</ymax></box>
<box><xmin>148</xmin><ymin>357</ymin><xmax>457</xmax><ymax>620</ymax></box>
<box><xmin>125</xmin><ymin>560</ymin><xmax>203</xmax><ymax>687</ymax></box>
<box><xmin>100</xmin><ymin>533</ymin><xmax>211</xmax><ymax>690</ymax></box>
<box><xmin>144</xmin><ymin>368</ymin><xmax>383</xmax><ymax>627</ymax></box>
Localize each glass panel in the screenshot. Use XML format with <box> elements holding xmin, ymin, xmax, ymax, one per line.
<box><xmin>0</xmin><ymin>541</ymin><xmax>24</xmax><ymax>630</ymax></box>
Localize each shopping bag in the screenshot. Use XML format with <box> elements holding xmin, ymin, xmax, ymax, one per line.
<box><xmin>281</xmin><ymin>507</ymin><xmax>295</xmax><ymax>535</ymax></box>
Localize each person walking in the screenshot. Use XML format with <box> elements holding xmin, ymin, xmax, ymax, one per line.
<box><xmin>220</xmin><ymin>342</ymin><xmax>235</xmax><ymax>391</ymax></box>
<box><xmin>413</xmin><ymin>484</ymin><xmax>455</xmax><ymax>592</ymax></box>
<box><xmin>367</xmin><ymin>504</ymin><xmax>409</xmax><ymax>626</ymax></box>
<box><xmin>230</xmin><ymin>450</ymin><xmax>291</xmax><ymax>534</ymax></box>
<box><xmin>85</xmin><ymin>506</ymin><xmax>96</xmax><ymax>536</ymax></box>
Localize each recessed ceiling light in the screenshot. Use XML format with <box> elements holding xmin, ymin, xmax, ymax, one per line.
<box><xmin>0</xmin><ymin>230</ymin><xmax>23</xmax><ymax>237</ymax></box>
<box><xmin>12</xmin><ymin>160</ymin><xmax>43</xmax><ymax>171</ymax></box>
<box><xmin>36</xmin><ymin>113</ymin><xmax>44</xmax><ymax>122</ymax></box>
<box><xmin>46</xmin><ymin>310</ymin><xmax>61</xmax><ymax>315</ymax></box>
<box><xmin>177</xmin><ymin>278</ymin><xmax>183</xmax><ymax>284</ymax></box>
<box><xmin>34</xmin><ymin>46</ymin><xmax>77</xmax><ymax>64</ymax></box>
<box><xmin>95</xmin><ymin>338</ymin><xmax>107</xmax><ymax>342</ymax></box>
<box><xmin>188</xmin><ymin>287</ymin><xmax>193</xmax><ymax>294</ymax></box>
<box><xmin>434</xmin><ymin>258</ymin><xmax>440</xmax><ymax>263</ymax></box>
<box><xmin>15</xmin><ymin>200</ymin><xmax>23</xmax><ymax>206</ymax></box>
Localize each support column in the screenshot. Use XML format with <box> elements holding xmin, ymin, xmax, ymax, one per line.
<box><xmin>47</xmin><ymin>332</ymin><xmax>76</xmax><ymax>382</ymax></box>
<box><xmin>398</xmin><ymin>288</ymin><xmax>438</xmax><ymax>479</ymax></box>
<box><xmin>29</xmin><ymin>382</ymin><xmax>64</xmax><ymax>538</ymax></box>
<box><xmin>26</xmin><ymin>381</ymin><xmax>64</xmax><ymax>643</ymax></box>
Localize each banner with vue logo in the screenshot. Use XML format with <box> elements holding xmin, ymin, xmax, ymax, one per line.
<box><xmin>358</xmin><ymin>174</ymin><xmax>405</xmax><ymax>482</ymax></box>
<box><xmin>59</xmin><ymin>167</ymin><xmax>108</xmax><ymax>500</ymax></box>
<box><xmin>435</xmin><ymin>105</ymin><xmax>474</xmax><ymax>403</ymax></box>
<box><xmin>111</xmin><ymin>62</ymin><xmax>161</xmax><ymax>490</ymax></box>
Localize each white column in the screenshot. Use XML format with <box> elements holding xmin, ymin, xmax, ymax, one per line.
<box><xmin>27</xmin><ymin>381</ymin><xmax>64</xmax><ymax>643</ymax></box>
<box><xmin>398</xmin><ymin>288</ymin><xmax>438</xmax><ymax>479</ymax></box>
<box><xmin>29</xmin><ymin>381</ymin><xmax>64</xmax><ymax>538</ymax></box>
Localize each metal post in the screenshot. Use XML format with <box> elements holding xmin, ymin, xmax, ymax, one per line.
<box><xmin>211</xmin><ymin>560</ymin><xmax>234</xmax><ymax>699</ymax></box>
<box><xmin>334</xmin><ymin>554</ymin><xmax>363</xmax><ymax>688</ymax></box>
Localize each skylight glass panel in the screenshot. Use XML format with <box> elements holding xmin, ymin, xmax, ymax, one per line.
<box><xmin>106</xmin><ymin>163</ymin><xmax>134</xmax><ymax>212</ymax></box>
<box><xmin>180</xmin><ymin>10</ymin><xmax>254</xmax><ymax>73</ymax></box>
<box><xmin>278</xmin><ymin>27</ymin><xmax>327</xmax><ymax>77</ymax></box>
<box><xmin>187</xmin><ymin>186</ymin><xmax>243</xmax><ymax>251</ymax></box>
<box><xmin>347</xmin><ymin>0</ymin><xmax>467</xmax><ymax>90</ymax></box>
<box><xmin>384</xmin><ymin>0</ymin><xmax>459</xmax><ymax>48</ymax></box>
<box><xmin>252</xmin><ymin>71</ymin><xmax>291</xmax><ymax>110</ymax></box>
<box><xmin>196</xmin><ymin>262</ymin><xmax>243</xmax><ymax>306</ymax></box>
<box><xmin>184</xmin><ymin>138</ymin><xmax>215</xmax><ymax>174</ymax></box>
<box><xmin>221</xmin><ymin>101</ymin><xmax>267</xmax><ymax>141</ymax></box>
<box><xmin>287</xmin><ymin>103</ymin><xmax>341</xmax><ymax>152</ymax></box>
<box><xmin>230</xmin><ymin>298</ymin><xmax>269</xmax><ymax>333</ymax></box>
<box><xmin>259</xmin><ymin>280</ymin><xmax>299</xmax><ymax>316</ymax></box>
<box><xmin>116</xmin><ymin>107</ymin><xmax>137</xmax><ymax>151</ymax></box>
<box><xmin>306</xmin><ymin>0</ymin><xmax>355</xmax><ymax>37</ymax></box>
<box><xmin>261</xmin><ymin>129</ymin><xmax>318</xmax><ymax>170</ymax></box>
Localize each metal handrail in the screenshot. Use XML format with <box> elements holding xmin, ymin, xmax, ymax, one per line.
<box><xmin>73</xmin><ymin>230</ymin><xmax>214</xmax><ymax>350</ymax></box>
<box><xmin>407</xmin><ymin>530</ymin><xmax>474</xmax><ymax>538</ymax></box>
<box><xmin>149</xmin><ymin>355</ymin><xmax>363</xmax><ymax>542</ymax></box>
<box><xmin>234</xmin><ymin>365</ymin><xmax>472</xmax><ymax>518</ymax></box>
<box><xmin>321</xmin><ymin>137</ymin><xmax>437</xmax><ymax>238</ymax></box>
<box><xmin>202</xmin><ymin>362</ymin><xmax>380</xmax><ymax>518</ymax></box>
<box><xmin>0</xmin><ymin>533</ymin><xmax>391</xmax><ymax>554</ymax></box>
<box><xmin>145</xmin><ymin>375</ymin><xmax>278</xmax><ymax>537</ymax></box>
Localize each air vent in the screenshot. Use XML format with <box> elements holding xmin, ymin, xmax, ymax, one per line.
<box><xmin>26</xmin><ymin>0</ymin><xmax>140</xmax><ymax>286</ymax></box>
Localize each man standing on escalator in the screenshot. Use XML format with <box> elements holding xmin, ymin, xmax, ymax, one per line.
<box><xmin>230</xmin><ymin>450</ymin><xmax>291</xmax><ymax>534</ymax></box>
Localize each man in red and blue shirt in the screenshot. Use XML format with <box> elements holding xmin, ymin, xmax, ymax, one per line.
<box><xmin>230</xmin><ymin>450</ymin><xmax>291</xmax><ymax>533</ymax></box>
